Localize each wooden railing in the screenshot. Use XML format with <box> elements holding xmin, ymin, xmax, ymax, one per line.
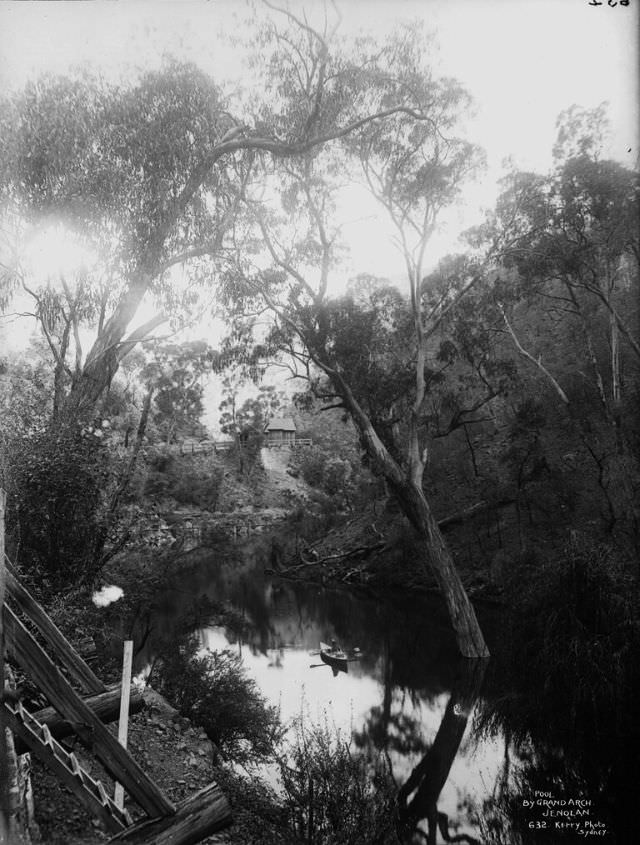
<box><xmin>265</xmin><ymin>438</ymin><xmax>313</xmax><ymax>449</ymax></box>
<box><xmin>178</xmin><ymin>440</ymin><xmax>232</xmax><ymax>456</ymax></box>
<box><xmin>178</xmin><ymin>438</ymin><xmax>313</xmax><ymax>454</ymax></box>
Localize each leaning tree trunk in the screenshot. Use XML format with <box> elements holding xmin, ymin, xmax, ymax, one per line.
<box><xmin>62</xmin><ymin>270</ymin><xmax>159</xmax><ymax>420</ymax></box>
<box><xmin>330</xmin><ymin>371</ymin><xmax>490</xmax><ymax>658</ymax></box>
<box><xmin>387</xmin><ymin>474</ymin><xmax>489</xmax><ymax>658</ymax></box>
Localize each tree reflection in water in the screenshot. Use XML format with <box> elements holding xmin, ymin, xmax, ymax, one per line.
<box><xmin>109</xmin><ymin>535</ymin><xmax>638</xmax><ymax>842</ymax></box>
<box><xmin>353</xmin><ymin>650</ymin><xmax>487</xmax><ymax>845</ymax></box>
<box><xmin>394</xmin><ymin>660</ymin><xmax>487</xmax><ymax>844</ymax></box>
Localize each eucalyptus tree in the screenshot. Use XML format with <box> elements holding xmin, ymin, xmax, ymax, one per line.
<box><xmin>478</xmin><ymin>106</ymin><xmax>640</xmax><ymax>539</ymax></box>
<box><xmin>222</xmin><ymin>26</ymin><xmax>490</xmax><ymax>657</ymax></box>
<box><xmin>486</xmin><ymin>107</ymin><xmax>639</xmax><ymax>407</ymax></box>
<box><xmin>0</xmin><ymin>3</ymin><xmax>447</xmax><ymax>422</ymax></box>
<box><xmin>142</xmin><ymin>339</ymin><xmax>214</xmax><ymax>444</ymax></box>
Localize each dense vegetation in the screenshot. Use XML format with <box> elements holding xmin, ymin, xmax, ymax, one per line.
<box><xmin>0</xmin><ymin>3</ymin><xmax>638</xmax><ymax>842</ymax></box>
<box><xmin>1</xmin><ymin>0</ymin><xmax>637</xmax><ymax>655</ymax></box>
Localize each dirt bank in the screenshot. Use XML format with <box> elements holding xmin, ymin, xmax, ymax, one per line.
<box><xmin>31</xmin><ymin>688</ymin><xmax>227</xmax><ymax>845</ymax></box>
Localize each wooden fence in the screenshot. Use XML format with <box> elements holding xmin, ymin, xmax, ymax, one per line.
<box><xmin>178</xmin><ymin>440</ymin><xmax>232</xmax><ymax>456</ymax></box>
<box><xmin>264</xmin><ymin>438</ymin><xmax>313</xmax><ymax>449</ymax></box>
<box><xmin>178</xmin><ymin>437</ymin><xmax>313</xmax><ymax>455</ymax></box>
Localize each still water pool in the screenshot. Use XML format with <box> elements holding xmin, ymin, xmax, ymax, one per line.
<box><xmin>119</xmin><ymin>536</ymin><xmax>631</xmax><ymax>842</ymax></box>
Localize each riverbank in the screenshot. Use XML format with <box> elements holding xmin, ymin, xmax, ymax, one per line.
<box><xmin>16</xmin><ymin>459</ymin><xmax>516</xmax><ymax>842</ymax></box>
<box><xmin>274</xmin><ymin>500</ymin><xmax>506</xmax><ymax>604</ymax></box>
<box><xmin>30</xmin><ymin>687</ymin><xmax>227</xmax><ymax>844</ymax></box>
<box><xmin>19</xmin><ymin>503</ymin><xmax>639</xmax><ymax>845</ymax></box>
<box><xmin>124</xmin><ymin>441</ymin><xmax>506</xmax><ymax>602</ymax></box>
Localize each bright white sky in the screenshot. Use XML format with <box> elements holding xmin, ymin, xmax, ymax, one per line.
<box><xmin>0</xmin><ymin>0</ymin><xmax>637</xmax><ymax>423</ymax></box>
<box><xmin>0</xmin><ymin>0</ymin><xmax>637</xmax><ymax>278</ymax></box>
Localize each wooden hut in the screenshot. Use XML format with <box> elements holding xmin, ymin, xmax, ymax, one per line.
<box><xmin>264</xmin><ymin>417</ymin><xmax>296</xmax><ymax>447</ymax></box>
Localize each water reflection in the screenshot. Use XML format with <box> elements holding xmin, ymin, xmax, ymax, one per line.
<box><xmin>110</xmin><ymin>536</ymin><xmax>637</xmax><ymax>842</ymax></box>
<box><xmin>395</xmin><ymin>660</ymin><xmax>486</xmax><ymax>844</ymax></box>
<box><xmin>115</xmin><ymin>540</ymin><xmax>501</xmax><ymax>841</ymax></box>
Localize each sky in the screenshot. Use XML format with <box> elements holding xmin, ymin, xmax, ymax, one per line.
<box><xmin>0</xmin><ymin>0</ymin><xmax>637</xmax><ymax>277</ymax></box>
<box><xmin>0</xmin><ymin>0</ymin><xmax>638</xmax><ymax>424</ymax></box>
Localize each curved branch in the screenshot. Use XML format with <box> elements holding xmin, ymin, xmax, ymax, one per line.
<box><xmin>22</xmin><ymin>282</ymin><xmax>73</xmax><ymax>380</ymax></box>
<box><xmin>170</xmin><ymin>104</ymin><xmax>436</xmax><ymax>239</ymax></box>
<box><xmin>499</xmin><ymin>305</ymin><xmax>570</xmax><ymax>405</ymax></box>
<box><xmin>115</xmin><ymin>314</ymin><xmax>168</xmax><ymax>365</ymax></box>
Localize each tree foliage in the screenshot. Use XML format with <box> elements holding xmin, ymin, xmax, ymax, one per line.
<box><xmin>220</xmin><ymin>24</ymin><xmax>491</xmax><ymax>656</ymax></box>
<box><xmin>7</xmin><ymin>424</ymin><xmax>113</xmax><ymax>586</ymax></box>
<box><xmin>141</xmin><ymin>339</ymin><xmax>214</xmax><ymax>443</ymax></box>
<box><xmin>475</xmin><ymin>106</ymin><xmax>640</xmax><ymax>546</ymax></box>
<box><xmin>1</xmin><ymin>4</ymin><xmax>452</xmax><ymax>420</ymax></box>
<box><xmin>149</xmin><ymin>636</ymin><xmax>282</xmax><ymax>766</ymax></box>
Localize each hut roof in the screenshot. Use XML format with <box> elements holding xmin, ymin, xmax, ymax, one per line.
<box><xmin>264</xmin><ymin>417</ymin><xmax>296</xmax><ymax>432</ymax></box>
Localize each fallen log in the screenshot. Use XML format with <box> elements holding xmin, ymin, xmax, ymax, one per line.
<box><xmin>108</xmin><ymin>782</ymin><xmax>232</xmax><ymax>844</ymax></box>
<box><xmin>13</xmin><ymin>684</ymin><xmax>144</xmax><ymax>755</ymax></box>
<box><xmin>296</xmin><ymin>540</ymin><xmax>386</xmax><ymax>570</ymax></box>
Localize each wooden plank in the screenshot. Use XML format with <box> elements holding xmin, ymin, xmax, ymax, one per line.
<box><xmin>4</xmin><ymin>558</ymin><xmax>106</xmax><ymax>694</ymax></box>
<box><xmin>3</xmin><ymin>705</ymin><xmax>127</xmax><ymax>835</ymax></box>
<box><xmin>13</xmin><ymin>685</ymin><xmax>144</xmax><ymax>755</ymax></box>
<box><xmin>1</xmin><ymin>488</ymin><xmax>11</xmax><ymax>845</ymax></box>
<box><xmin>4</xmin><ymin>718</ymin><xmax>32</xmax><ymax>845</ymax></box>
<box><xmin>109</xmin><ymin>783</ymin><xmax>232</xmax><ymax>845</ymax></box>
<box><xmin>4</xmin><ymin>605</ymin><xmax>175</xmax><ymax>819</ymax></box>
<box><xmin>115</xmin><ymin>640</ymin><xmax>133</xmax><ymax>809</ymax></box>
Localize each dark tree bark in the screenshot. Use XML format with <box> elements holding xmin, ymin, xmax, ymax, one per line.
<box><xmin>328</xmin><ymin>369</ymin><xmax>489</xmax><ymax>658</ymax></box>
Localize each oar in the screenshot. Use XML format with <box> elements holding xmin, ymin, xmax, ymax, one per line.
<box><xmin>309</xmin><ymin>658</ymin><xmax>360</xmax><ymax>668</ymax></box>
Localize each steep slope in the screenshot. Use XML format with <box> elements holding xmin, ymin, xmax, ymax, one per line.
<box><xmin>259</xmin><ymin>447</ymin><xmax>310</xmax><ymax>499</ymax></box>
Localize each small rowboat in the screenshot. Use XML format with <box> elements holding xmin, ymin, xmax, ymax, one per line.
<box><xmin>320</xmin><ymin>641</ymin><xmax>348</xmax><ymax>673</ymax></box>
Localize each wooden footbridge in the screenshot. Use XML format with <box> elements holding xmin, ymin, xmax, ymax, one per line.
<box><xmin>1</xmin><ymin>493</ymin><xmax>232</xmax><ymax>844</ymax></box>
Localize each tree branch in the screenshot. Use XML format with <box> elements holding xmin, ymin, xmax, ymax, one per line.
<box><xmin>499</xmin><ymin>305</ymin><xmax>570</xmax><ymax>405</ymax></box>
<box><xmin>115</xmin><ymin>314</ymin><xmax>168</xmax><ymax>365</ymax></box>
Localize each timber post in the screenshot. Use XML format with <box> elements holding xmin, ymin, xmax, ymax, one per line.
<box><xmin>109</xmin><ymin>783</ymin><xmax>232</xmax><ymax>844</ymax></box>
<box><xmin>115</xmin><ymin>640</ymin><xmax>134</xmax><ymax>809</ymax></box>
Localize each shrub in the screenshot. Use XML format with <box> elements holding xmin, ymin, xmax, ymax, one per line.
<box><xmin>278</xmin><ymin>717</ymin><xmax>400</xmax><ymax>845</ymax></box>
<box><xmin>7</xmin><ymin>424</ymin><xmax>112</xmax><ymax>587</ymax></box>
<box><xmin>289</xmin><ymin>445</ymin><xmax>374</xmax><ymax>512</ymax></box>
<box><xmin>149</xmin><ymin>636</ymin><xmax>283</xmax><ymax>765</ymax></box>
<box><xmin>500</xmin><ymin>533</ymin><xmax>640</xmax><ymax>744</ymax></box>
<box><xmin>144</xmin><ymin>451</ymin><xmax>223</xmax><ymax>510</ymax></box>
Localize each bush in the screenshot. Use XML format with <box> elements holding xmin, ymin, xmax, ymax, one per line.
<box><xmin>144</xmin><ymin>450</ymin><xmax>223</xmax><ymax>510</ymax></box>
<box><xmin>149</xmin><ymin>636</ymin><xmax>283</xmax><ymax>765</ymax></box>
<box><xmin>278</xmin><ymin>716</ymin><xmax>400</xmax><ymax>845</ymax></box>
<box><xmin>289</xmin><ymin>445</ymin><xmax>374</xmax><ymax>512</ymax></box>
<box><xmin>7</xmin><ymin>424</ymin><xmax>113</xmax><ymax>587</ymax></box>
<box><xmin>500</xmin><ymin>534</ymin><xmax>640</xmax><ymax>744</ymax></box>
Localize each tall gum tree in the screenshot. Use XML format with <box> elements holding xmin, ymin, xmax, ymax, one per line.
<box><xmin>223</xmin><ymin>26</ymin><xmax>490</xmax><ymax>658</ymax></box>
<box><xmin>0</xmin><ymin>4</ymin><xmax>448</xmax><ymax>422</ymax></box>
<box><xmin>477</xmin><ymin>107</ymin><xmax>640</xmax><ymax>540</ymax></box>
